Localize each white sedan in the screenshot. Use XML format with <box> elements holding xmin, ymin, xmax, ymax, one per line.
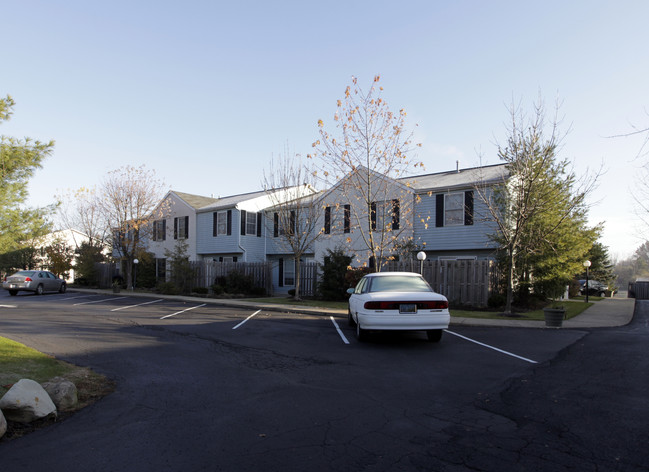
<box><xmin>347</xmin><ymin>272</ymin><xmax>450</xmax><ymax>342</ymax></box>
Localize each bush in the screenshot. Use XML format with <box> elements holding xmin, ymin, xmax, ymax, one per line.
<box><xmin>156</xmin><ymin>281</ymin><xmax>179</xmax><ymax>295</ymax></box>
<box><xmin>318</xmin><ymin>247</ymin><xmax>353</xmax><ymax>301</ymax></box>
<box><xmin>488</xmin><ymin>293</ymin><xmax>506</xmax><ymax>309</ymax></box>
<box><xmin>193</xmin><ymin>287</ymin><xmax>209</xmax><ymax>295</ymax></box>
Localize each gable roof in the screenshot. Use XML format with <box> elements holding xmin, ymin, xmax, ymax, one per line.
<box><xmin>400</xmin><ymin>163</ymin><xmax>509</xmax><ymax>192</ymax></box>
<box><xmin>172</xmin><ymin>191</ymin><xmax>219</xmax><ymax>209</ymax></box>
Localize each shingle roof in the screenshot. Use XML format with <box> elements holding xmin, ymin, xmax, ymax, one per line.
<box><xmin>173</xmin><ymin>191</ymin><xmax>219</xmax><ymax>209</ymax></box>
<box><xmin>399</xmin><ymin>163</ymin><xmax>509</xmax><ymax>192</ymax></box>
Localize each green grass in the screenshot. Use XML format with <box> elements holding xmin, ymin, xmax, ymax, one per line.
<box><xmin>243</xmin><ymin>296</ymin><xmax>596</xmax><ymax>322</ymax></box>
<box><xmin>451</xmin><ymin>300</ymin><xmax>593</xmax><ymax>321</ymax></box>
<box><xmin>0</xmin><ymin>336</ymin><xmax>112</xmax><ymax>400</ymax></box>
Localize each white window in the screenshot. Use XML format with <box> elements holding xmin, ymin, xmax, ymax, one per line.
<box><xmin>246</xmin><ymin>211</ymin><xmax>257</xmax><ymax>235</ymax></box>
<box><xmin>444</xmin><ymin>193</ymin><xmax>464</xmax><ymax>226</ymax></box>
<box><xmin>216</xmin><ymin>211</ymin><xmax>228</xmax><ymax>236</ymax></box>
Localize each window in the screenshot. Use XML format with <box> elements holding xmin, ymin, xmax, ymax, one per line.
<box><xmin>155</xmin><ymin>258</ymin><xmax>167</xmax><ymax>280</ymax></box>
<box><xmin>240</xmin><ymin>210</ymin><xmax>261</xmax><ymax>236</ymax></box>
<box><xmin>324</xmin><ymin>204</ymin><xmax>350</xmax><ymax>234</ymax></box>
<box><xmin>174</xmin><ymin>216</ymin><xmax>189</xmax><ymax>239</ymax></box>
<box><xmin>153</xmin><ymin>219</ymin><xmax>166</xmax><ymax>241</ymax></box>
<box><xmin>371</xmin><ymin>200</ymin><xmax>400</xmax><ymax>231</ymax></box>
<box><xmin>213</xmin><ymin>211</ymin><xmax>231</xmax><ymax>236</ymax></box>
<box><xmin>435</xmin><ymin>191</ymin><xmax>474</xmax><ymax>228</ymax></box>
<box><xmin>444</xmin><ymin>193</ymin><xmax>464</xmax><ymax>226</ymax></box>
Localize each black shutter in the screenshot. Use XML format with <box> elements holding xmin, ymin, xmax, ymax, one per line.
<box><xmin>162</xmin><ymin>219</ymin><xmax>166</xmax><ymax>240</ymax></box>
<box><xmin>278</xmin><ymin>258</ymin><xmax>284</xmax><ymax>287</ymax></box>
<box><xmin>213</xmin><ymin>212</ymin><xmax>218</xmax><ymax>237</ymax></box>
<box><xmin>153</xmin><ymin>221</ymin><xmax>158</xmax><ymax>241</ymax></box>
<box><xmin>344</xmin><ymin>205</ymin><xmax>350</xmax><ymax>233</ymax></box>
<box><xmin>435</xmin><ymin>194</ymin><xmax>444</xmax><ymax>227</ymax></box>
<box><xmin>174</xmin><ymin>217</ymin><xmax>178</xmax><ymax>239</ymax></box>
<box><xmin>274</xmin><ymin>212</ymin><xmax>279</xmax><ymax>237</ymax></box>
<box><xmin>257</xmin><ymin>213</ymin><xmax>262</xmax><ymax>237</ymax></box>
<box><xmin>371</xmin><ymin>202</ymin><xmax>377</xmax><ymax>231</ymax></box>
<box><xmin>241</xmin><ymin>210</ymin><xmax>246</xmax><ymax>235</ymax></box>
<box><xmin>290</xmin><ymin>210</ymin><xmax>296</xmax><ymax>236</ymax></box>
<box><xmin>227</xmin><ymin>210</ymin><xmax>232</xmax><ymax>235</ymax></box>
<box><xmin>392</xmin><ymin>199</ymin><xmax>400</xmax><ymax>230</ymax></box>
<box><xmin>184</xmin><ymin>216</ymin><xmax>189</xmax><ymax>238</ymax></box>
<box><xmin>464</xmin><ymin>191</ymin><xmax>474</xmax><ymax>226</ymax></box>
<box><xmin>324</xmin><ymin>206</ymin><xmax>331</xmax><ymax>234</ymax></box>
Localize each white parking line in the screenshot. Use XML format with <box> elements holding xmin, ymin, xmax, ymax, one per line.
<box><xmin>0</xmin><ymin>305</ymin><xmax>17</xmax><ymax>308</ymax></box>
<box><xmin>74</xmin><ymin>297</ymin><xmax>128</xmax><ymax>306</ymax></box>
<box><xmin>160</xmin><ymin>303</ymin><xmax>207</xmax><ymax>320</ymax></box>
<box><xmin>111</xmin><ymin>299</ymin><xmax>164</xmax><ymax>312</ymax></box>
<box><xmin>445</xmin><ymin>330</ymin><xmax>538</xmax><ymax>364</ymax></box>
<box><xmin>330</xmin><ymin>316</ymin><xmax>350</xmax><ymax>344</ymax></box>
<box><xmin>60</xmin><ymin>295</ymin><xmax>101</xmax><ymax>301</ymax></box>
<box><xmin>232</xmin><ymin>310</ymin><xmax>261</xmax><ymax>329</ymax></box>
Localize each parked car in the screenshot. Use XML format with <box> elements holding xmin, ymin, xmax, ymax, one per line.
<box><xmin>347</xmin><ymin>272</ymin><xmax>450</xmax><ymax>342</ymax></box>
<box><xmin>2</xmin><ymin>270</ymin><xmax>67</xmax><ymax>296</ymax></box>
<box><xmin>580</xmin><ymin>280</ymin><xmax>608</xmax><ymax>297</ymax></box>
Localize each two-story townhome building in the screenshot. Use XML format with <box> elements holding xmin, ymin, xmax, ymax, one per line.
<box><xmin>195</xmin><ymin>186</ymin><xmax>319</xmax><ymax>265</ymax></box>
<box><xmin>404</xmin><ymin>163</ymin><xmax>508</xmax><ymax>261</ymax></box>
<box><xmin>146</xmin><ymin>191</ymin><xmax>218</xmax><ymax>279</ymax></box>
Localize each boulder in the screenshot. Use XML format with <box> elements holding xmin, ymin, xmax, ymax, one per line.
<box><xmin>0</xmin><ymin>379</ymin><xmax>57</xmax><ymax>423</ymax></box>
<box><xmin>0</xmin><ymin>408</ymin><xmax>6</xmax><ymax>438</ymax></box>
<box><xmin>42</xmin><ymin>377</ymin><xmax>78</xmax><ymax>411</ymax></box>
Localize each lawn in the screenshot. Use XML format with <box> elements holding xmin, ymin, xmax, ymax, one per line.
<box><xmin>0</xmin><ymin>336</ymin><xmax>114</xmax><ymax>439</ymax></box>
<box><xmin>242</xmin><ymin>296</ymin><xmax>596</xmax><ymax>321</ymax></box>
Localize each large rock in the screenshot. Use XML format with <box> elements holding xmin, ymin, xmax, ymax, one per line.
<box><xmin>0</xmin><ymin>408</ymin><xmax>6</xmax><ymax>438</ymax></box>
<box><xmin>0</xmin><ymin>379</ymin><xmax>57</xmax><ymax>423</ymax></box>
<box><xmin>42</xmin><ymin>377</ymin><xmax>78</xmax><ymax>411</ymax></box>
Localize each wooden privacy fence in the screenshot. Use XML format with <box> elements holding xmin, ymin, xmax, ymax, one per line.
<box><xmin>298</xmin><ymin>261</ymin><xmax>319</xmax><ymax>297</ymax></box>
<box><xmin>628</xmin><ymin>279</ymin><xmax>649</xmax><ymax>300</ymax></box>
<box><xmin>384</xmin><ymin>259</ymin><xmax>496</xmax><ymax>307</ymax></box>
<box><xmin>187</xmin><ymin>261</ymin><xmax>273</xmax><ymax>294</ymax></box>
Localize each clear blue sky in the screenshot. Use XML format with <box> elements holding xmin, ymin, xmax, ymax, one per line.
<box><xmin>3</xmin><ymin>0</ymin><xmax>648</xmax><ymax>260</ymax></box>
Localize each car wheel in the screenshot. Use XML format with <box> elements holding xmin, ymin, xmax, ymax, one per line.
<box><xmin>598</xmin><ymin>291</ymin><xmax>605</xmax><ymax>297</ymax></box>
<box><xmin>59</xmin><ymin>283</ymin><xmax>67</xmax><ymax>294</ymax></box>
<box><xmin>36</xmin><ymin>284</ymin><xmax>44</xmax><ymax>295</ymax></box>
<box><xmin>347</xmin><ymin>308</ymin><xmax>356</xmax><ymax>327</ymax></box>
<box><xmin>426</xmin><ymin>329</ymin><xmax>443</xmax><ymax>343</ymax></box>
<box><xmin>9</xmin><ymin>290</ymin><xmax>17</xmax><ymax>296</ymax></box>
<box><xmin>356</xmin><ymin>320</ymin><xmax>367</xmax><ymax>342</ymax></box>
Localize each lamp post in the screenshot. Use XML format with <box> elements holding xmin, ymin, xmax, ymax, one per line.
<box><xmin>416</xmin><ymin>251</ymin><xmax>426</xmax><ymax>275</ymax></box>
<box><xmin>583</xmin><ymin>260</ymin><xmax>591</xmax><ymax>303</ymax></box>
<box><xmin>133</xmin><ymin>258</ymin><xmax>139</xmax><ymax>291</ymax></box>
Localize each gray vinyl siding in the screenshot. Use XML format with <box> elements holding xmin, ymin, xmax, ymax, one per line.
<box><xmin>413</xmin><ymin>190</ymin><xmax>497</xmax><ymax>252</ymax></box>
<box><xmin>195</xmin><ymin>209</ymin><xmax>267</xmax><ymax>262</ymax></box>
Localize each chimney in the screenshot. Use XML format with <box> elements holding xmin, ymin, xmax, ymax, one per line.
<box><xmin>456</xmin><ymin>160</ymin><xmax>460</xmax><ymax>173</ymax></box>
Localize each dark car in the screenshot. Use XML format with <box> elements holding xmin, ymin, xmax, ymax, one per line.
<box><xmin>580</xmin><ymin>280</ymin><xmax>608</xmax><ymax>297</ymax></box>
<box><xmin>2</xmin><ymin>270</ymin><xmax>67</xmax><ymax>296</ymax></box>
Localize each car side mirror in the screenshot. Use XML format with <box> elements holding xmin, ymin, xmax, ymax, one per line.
<box><xmin>346</xmin><ymin>288</ymin><xmax>355</xmax><ymax>295</ymax></box>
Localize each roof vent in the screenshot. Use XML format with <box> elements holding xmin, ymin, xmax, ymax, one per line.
<box><xmin>456</xmin><ymin>160</ymin><xmax>460</xmax><ymax>173</ymax></box>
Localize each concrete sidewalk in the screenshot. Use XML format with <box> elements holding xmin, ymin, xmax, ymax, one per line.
<box><xmin>71</xmin><ymin>288</ymin><xmax>638</xmax><ymax>329</ymax></box>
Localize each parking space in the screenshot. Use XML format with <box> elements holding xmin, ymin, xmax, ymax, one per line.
<box><xmin>0</xmin><ymin>290</ymin><xmax>579</xmax><ymax>366</ymax></box>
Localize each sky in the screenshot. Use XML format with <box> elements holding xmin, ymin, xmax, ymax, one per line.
<box><xmin>2</xmin><ymin>0</ymin><xmax>648</xmax><ymax>260</ymax></box>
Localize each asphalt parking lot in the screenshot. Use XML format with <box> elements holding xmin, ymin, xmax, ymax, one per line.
<box><xmin>1</xmin><ymin>291</ymin><xmax>647</xmax><ymax>472</ymax></box>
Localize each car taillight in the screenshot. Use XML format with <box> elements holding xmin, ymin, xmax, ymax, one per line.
<box><xmin>364</xmin><ymin>300</ymin><xmax>448</xmax><ymax>310</ymax></box>
<box><xmin>25</xmin><ymin>277</ymin><xmax>32</xmax><ymax>282</ymax></box>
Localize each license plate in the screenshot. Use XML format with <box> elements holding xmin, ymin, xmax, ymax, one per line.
<box><xmin>399</xmin><ymin>303</ymin><xmax>417</xmax><ymax>314</ymax></box>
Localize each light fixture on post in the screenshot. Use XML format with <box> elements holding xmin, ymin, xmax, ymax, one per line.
<box><xmin>583</xmin><ymin>260</ymin><xmax>591</xmax><ymax>303</ymax></box>
<box><xmin>133</xmin><ymin>258</ymin><xmax>139</xmax><ymax>291</ymax></box>
<box><xmin>416</xmin><ymin>251</ymin><xmax>426</xmax><ymax>275</ymax></box>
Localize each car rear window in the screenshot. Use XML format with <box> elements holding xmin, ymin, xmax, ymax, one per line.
<box><xmin>15</xmin><ymin>271</ymin><xmax>36</xmax><ymax>276</ymax></box>
<box><xmin>369</xmin><ymin>276</ymin><xmax>432</xmax><ymax>292</ymax></box>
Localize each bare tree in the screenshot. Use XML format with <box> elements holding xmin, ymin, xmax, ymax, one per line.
<box><xmin>308</xmin><ymin>75</ymin><xmax>422</xmax><ymax>270</ymax></box>
<box><xmin>263</xmin><ymin>148</ymin><xmax>321</xmax><ymax>299</ymax></box>
<box><xmin>56</xmin><ymin>186</ymin><xmax>109</xmax><ymax>248</ymax></box>
<box><xmin>97</xmin><ymin>165</ymin><xmax>168</xmax><ymax>288</ymax></box>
